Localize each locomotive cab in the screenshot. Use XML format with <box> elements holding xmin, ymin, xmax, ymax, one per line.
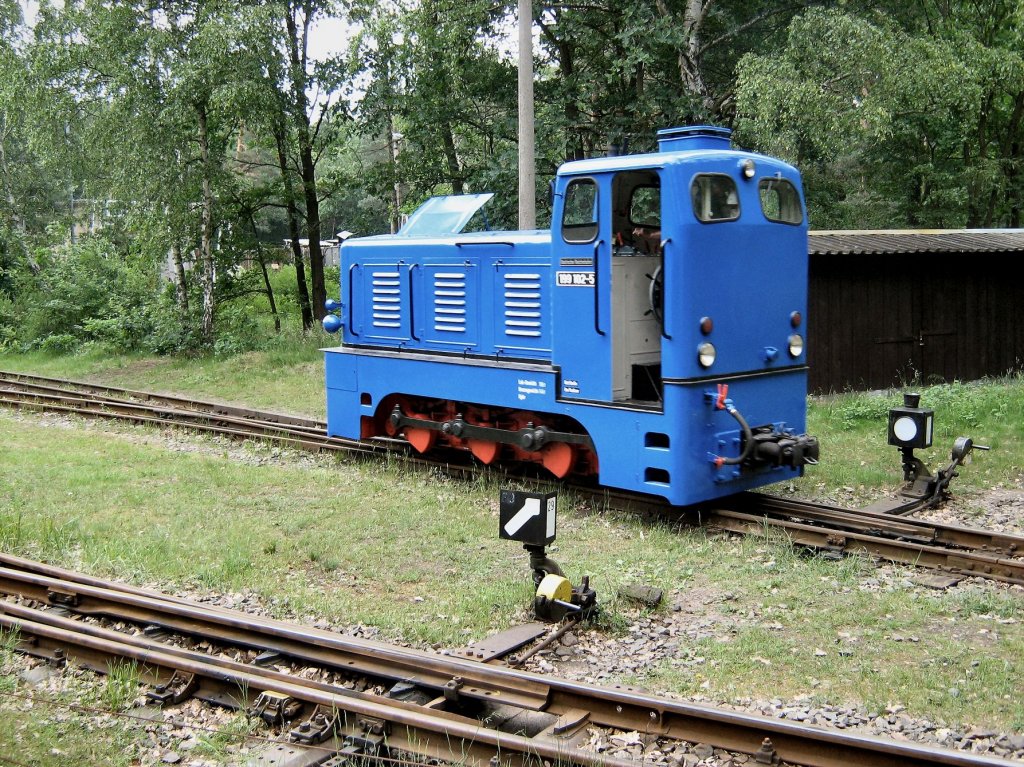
<box><xmin>551</xmin><ymin>165</ymin><xmax>669</xmax><ymax>406</ymax></box>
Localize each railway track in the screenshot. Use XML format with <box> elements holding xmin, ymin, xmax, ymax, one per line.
<box><xmin>0</xmin><ymin>369</ymin><xmax>358</xmax><ymax>453</ymax></box>
<box><xmin>3</xmin><ymin>370</ymin><xmax>1024</xmax><ymax>588</ymax></box>
<box><xmin>0</xmin><ymin>552</ymin><xmax>1016</xmax><ymax>767</ymax></box>
<box><xmin>707</xmin><ymin>493</ymin><xmax>1024</xmax><ymax>586</ymax></box>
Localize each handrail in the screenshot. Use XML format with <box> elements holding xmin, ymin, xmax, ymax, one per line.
<box><xmin>659</xmin><ymin>238</ymin><xmax>672</xmax><ymax>340</ymax></box>
<box><xmin>408</xmin><ymin>264</ymin><xmax>419</xmax><ymax>341</ymax></box>
<box><xmin>593</xmin><ymin>239</ymin><xmax>606</xmax><ymax>336</ymax></box>
<box><xmin>347</xmin><ymin>264</ymin><xmax>359</xmax><ymax>337</ymax></box>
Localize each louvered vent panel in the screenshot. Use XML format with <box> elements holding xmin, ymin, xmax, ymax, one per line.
<box><xmin>503</xmin><ymin>273</ymin><xmax>542</xmax><ymax>337</ymax></box>
<box><xmin>433</xmin><ymin>271</ymin><xmax>466</xmax><ymax>334</ymax></box>
<box><xmin>371</xmin><ymin>271</ymin><xmax>402</xmax><ymax>328</ymax></box>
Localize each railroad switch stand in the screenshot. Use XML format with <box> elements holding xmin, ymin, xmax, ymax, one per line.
<box><xmin>499</xmin><ymin>489</ymin><xmax>598</xmax><ymax>622</ymax></box>
<box><xmin>534</xmin><ymin>572</ymin><xmax>598</xmax><ymax>623</ymax></box>
<box><xmin>884</xmin><ymin>393</ymin><xmax>989</xmax><ymax>512</ymax></box>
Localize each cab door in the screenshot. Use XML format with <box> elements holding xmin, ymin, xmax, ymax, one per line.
<box><xmin>552</xmin><ymin>174</ymin><xmax>613</xmax><ymax>402</ymax></box>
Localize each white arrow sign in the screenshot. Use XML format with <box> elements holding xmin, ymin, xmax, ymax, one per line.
<box><xmin>503</xmin><ymin>497</ymin><xmax>541</xmax><ymax>537</ymax></box>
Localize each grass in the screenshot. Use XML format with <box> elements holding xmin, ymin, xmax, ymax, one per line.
<box><xmin>626</xmin><ymin>530</ymin><xmax>1024</xmax><ymax>729</ymax></box>
<box><xmin>0</xmin><ymin>326</ymin><xmax>331</xmax><ymax>418</ymax></box>
<box><xmin>0</xmin><ymin>637</ymin><xmax>141</xmax><ymax>767</ymax></box>
<box><xmin>1</xmin><ymin>348</ymin><xmax>1023</xmax><ymax>754</ymax></box>
<box><xmin>788</xmin><ymin>375</ymin><xmax>1024</xmax><ymax>506</ymax></box>
<box><xmin>0</xmin><ymin>704</ymin><xmax>139</xmax><ymax>767</ymax></box>
<box><xmin>187</xmin><ymin>713</ymin><xmax>260</xmax><ymax>762</ymax></box>
<box><xmin>100</xmin><ymin>661</ymin><xmax>141</xmax><ymax>712</ymax></box>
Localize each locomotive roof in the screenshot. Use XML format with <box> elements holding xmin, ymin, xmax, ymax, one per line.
<box><xmin>557</xmin><ymin>148</ymin><xmax>796</xmax><ymax>177</ymax></box>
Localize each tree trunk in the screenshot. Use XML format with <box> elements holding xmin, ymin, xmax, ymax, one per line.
<box><xmin>966</xmin><ymin>92</ymin><xmax>993</xmax><ymax>227</ymax></box>
<box><xmin>259</xmin><ymin>255</ymin><xmax>281</xmax><ymax>333</ymax></box>
<box><xmin>196</xmin><ymin>101</ymin><xmax>216</xmax><ymax>345</ymax></box>
<box><xmin>440</xmin><ymin>121</ymin><xmax>464</xmax><ymax>194</ymax></box>
<box><xmin>560</xmin><ymin>40</ymin><xmax>584</xmax><ymax>161</ymax></box>
<box><xmin>171</xmin><ymin>240</ymin><xmax>188</xmax><ymax>313</ymax></box>
<box><xmin>273</xmin><ymin>120</ymin><xmax>313</xmax><ymax>329</ymax></box>
<box><xmin>247</xmin><ymin>212</ymin><xmax>280</xmax><ymax>333</ymax></box>
<box><xmin>1001</xmin><ymin>91</ymin><xmax>1024</xmax><ymax>228</ymax></box>
<box><xmin>297</xmin><ymin>126</ymin><xmax>326</xmax><ymax>320</ymax></box>
<box><xmin>536</xmin><ymin>17</ymin><xmax>583</xmax><ymax>162</ymax></box>
<box><xmin>388</xmin><ymin>109</ymin><xmax>402</xmax><ymax>233</ymax></box>
<box><xmin>285</xmin><ymin>2</ymin><xmax>326</xmax><ymax>321</ymax></box>
<box><xmin>656</xmin><ymin>0</ymin><xmax>715</xmax><ymax>117</ymax></box>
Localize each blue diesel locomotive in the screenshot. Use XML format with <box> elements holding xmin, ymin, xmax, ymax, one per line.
<box><xmin>322</xmin><ymin>126</ymin><xmax>819</xmax><ymax>506</ymax></box>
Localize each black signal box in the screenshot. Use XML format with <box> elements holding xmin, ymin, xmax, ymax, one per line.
<box><xmin>888</xmin><ymin>393</ymin><xmax>934</xmax><ymax>450</ymax></box>
<box><xmin>499</xmin><ymin>490</ymin><xmax>557</xmax><ymax>546</ymax></box>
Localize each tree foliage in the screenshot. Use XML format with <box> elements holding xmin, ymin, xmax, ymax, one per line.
<box><xmin>735</xmin><ymin>4</ymin><xmax>1024</xmax><ymax>227</ymax></box>
<box><xmin>1</xmin><ymin>0</ymin><xmax>1021</xmax><ymax>354</ymax></box>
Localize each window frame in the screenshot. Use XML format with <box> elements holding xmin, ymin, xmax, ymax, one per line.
<box><xmin>757</xmin><ymin>177</ymin><xmax>804</xmax><ymax>225</ymax></box>
<box><xmin>561</xmin><ymin>177</ymin><xmax>600</xmax><ymax>244</ymax></box>
<box><xmin>690</xmin><ymin>173</ymin><xmax>741</xmax><ymax>224</ymax></box>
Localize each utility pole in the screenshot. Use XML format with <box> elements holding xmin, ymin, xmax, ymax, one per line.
<box><xmin>389</xmin><ymin>119</ymin><xmax>403</xmax><ymax>234</ymax></box>
<box><xmin>517</xmin><ymin>0</ymin><xmax>536</xmax><ymax>230</ymax></box>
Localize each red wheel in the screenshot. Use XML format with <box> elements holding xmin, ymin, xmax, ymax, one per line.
<box><xmin>467</xmin><ymin>439</ymin><xmax>500</xmax><ymax>465</ymax></box>
<box><xmin>405</xmin><ymin>426</ymin><xmax>436</xmax><ymax>453</ymax></box>
<box><xmin>541</xmin><ymin>442</ymin><xmax>575</xmax><ymax>478</ymax></box>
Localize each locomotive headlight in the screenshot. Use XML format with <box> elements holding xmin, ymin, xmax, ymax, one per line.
<box><xmin>740</xmin><ymin>158</ymin><xmax>756</xmax><ymax>179</ymax></box>
<box><xmin>787</xmin><ymin>334</ymin><xmax>804</xmax><ymax>358</ymax></box>
<box><xmin>697</xmin><ymin>342</ymin><xmax>716</xmax><ymax>368</ymax></box>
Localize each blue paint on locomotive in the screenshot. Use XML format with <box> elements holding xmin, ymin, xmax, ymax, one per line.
<box><xmin>324</xmin><ymin>126</ymin><xmax>815</xmax><ymax>506</ymax></box>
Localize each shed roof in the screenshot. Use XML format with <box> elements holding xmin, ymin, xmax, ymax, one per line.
<box><xmin>808</xmin><ymin>229</ymin><xmax>1024</xmax><ymax>255</ymax></box>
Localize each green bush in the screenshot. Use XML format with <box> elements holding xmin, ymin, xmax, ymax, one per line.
<box><xmin>212</xmin><ymin>303</ymin><xmax>264</xmax><ymax>356</ymax></box>
<box><xmin>825</xmin><ymin>391</ymin><xmax>898</xmax><ymax>430</ymax></box>
<box><xmin>38</xmin><ymin>334</ymin><xmax>78</xmax><ymax>354</ymax></box>
<box><xmin>145</xmin><ymin>295</ymin><xmax>202</xmax><ymax>355</ymax></box>
<box><xmin>0</xmin><ymin>294</ymin><xmax>16</xmax><ymax>350</ymax></box>
<box><xmin>2</xmin><ymin>235</ymin><xmax>326</xmax><ymax>359</ymax></box>
<box><xmin>14</xmin><ymin>236</ymin><xmax>159</xmax><ymax>352</ymax></box>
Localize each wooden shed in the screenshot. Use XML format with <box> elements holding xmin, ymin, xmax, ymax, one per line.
<box><xmin>807</xmin><ymin>230</ymin><xmax>1024</xmax><ymax>393</ymax></box>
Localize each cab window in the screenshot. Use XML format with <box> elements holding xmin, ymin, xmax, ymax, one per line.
<box><xmin>691</xmin><ymin>174</ymin><xmax>739</xmax><ymax>222</ymax></box>
<box><xmin>759</xmin><ymin>178</ymin><xmax>803</xmax><ymax>224</ymax></box>
<box><xmin>561</xmin><ymin>179</ymin><xmax>598</xmax><ymax>243</ymax></box>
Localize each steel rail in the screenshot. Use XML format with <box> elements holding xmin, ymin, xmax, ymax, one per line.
<box><xmin>726</xmin><ymin>493</ymin><xmax>1024</xmax><ymax>556</ymax></box>
<box><xmin>0</xmin><ymin>386</ymin><xmax>328</xmax><ymax>440</ymax></box>
<box><xmin>0</xmin><ymin>565</ymin><xmax>550</xmax><ymax>710</ymax></box>
<box><xmin>0</xmin><ymin>370</ymin><xmax>323</xmax><ymax>429</ymax></box>
<box><xmin>0</xmin><ymin>377</ymin><xmax>463</xmax><ymax>468</ymax></box>
<box><xmin>704</xmin><ymin>509</ymin><xmax>1024</xmax><ymax>585</ymax></box>
<box><xmin>0</xmin><ymin>605</ymin><xmax>622</xmax><ymax>767</ymax></box>
<box><xmin>0</xmin><ymin>559</ymin><xmax>1015</xmax><ymax>767</ymax></box>
<box><xmin>0</xmin><ymin>392</ymin><xmax>380</xmax><ymax>457</ymax></box>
